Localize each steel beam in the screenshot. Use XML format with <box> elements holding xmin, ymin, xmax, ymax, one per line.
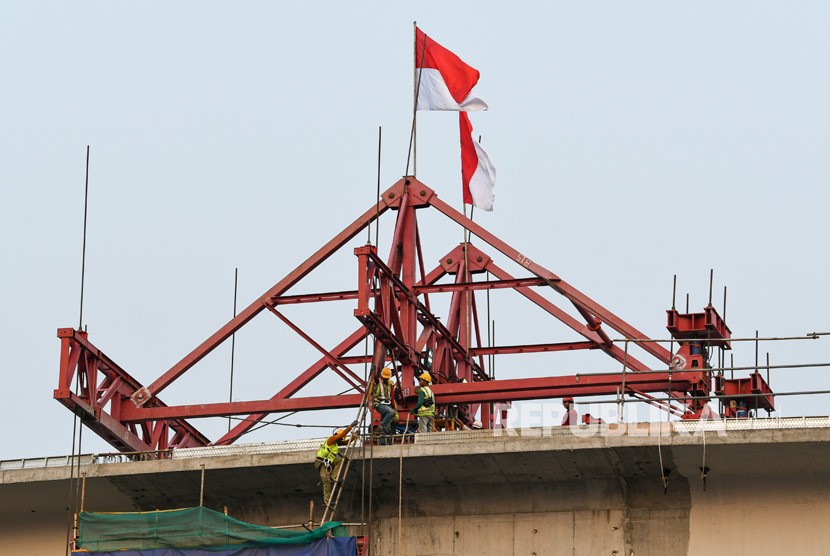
<box><xmin>428</xmin><ymin>189</ymin><xmax>672</xmax><ymax>365</ymax></box>
<box><xmin>469</xmin><ymin>341</ymin><xmax>599</xmax><ymax>356</ymax></box>
<box><xmin>131</xmin><ymin>186</ymin><xmax>396</xmax><ymax>407</ymax></box>
<box><xmin>118</xmin><ymin>371</ymin><xmax>702</xmax><ymax>422</ymax></box>
<box><xmin>59</xmin><ymin>176</ymin><xmax>704</xmax><ymax>452</ymax></box>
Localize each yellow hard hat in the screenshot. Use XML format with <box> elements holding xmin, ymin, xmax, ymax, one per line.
<box><xmin>381</xmin><ymin>367</ymin><xmax>392</xmax><ymax>379</ymax></box>
<box><xmin>418</xmin><ymin>372</ymin><xmax>432</xmax><ymax>383</ymax></box>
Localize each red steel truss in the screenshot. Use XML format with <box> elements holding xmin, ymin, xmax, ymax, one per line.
<box><xmin>56</xmin><ymin>177</ymin><xmax>725</xmax><ymax>453</ymax></box>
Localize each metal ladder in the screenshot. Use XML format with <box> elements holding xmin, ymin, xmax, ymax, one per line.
<box><xmin>320</xmin><ymin>358</ymin><xmax>380</xmax><ymax>524</ymax></box>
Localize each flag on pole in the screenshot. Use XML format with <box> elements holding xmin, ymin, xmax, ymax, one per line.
<box><xmin>460</xmin><ymin>112</ymin><xmax>496</xmax><ymax>211</ymax></box>
<box><xmin>415</xmin><ymin>27</ymin><xmax>488</xmax><ymax>111</ymax></box>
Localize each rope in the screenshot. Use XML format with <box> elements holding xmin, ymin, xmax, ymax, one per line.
<box><xmin>700</xmin><ymin>425</ymin><xmax>708</xmax><ymax>491</ymax></box>
<box><xmin>657</xmin><ymin>423</ymin><xmax>668</xmax><ymax>494</ymax></box>
<box><xmin>64</xmin><ymin>371</ymin><xmax>84</xmax><ymax>555</ymax></box>
<box><xmin>228</xmin><ymin>416</ymin><xmax>348</xmax><ymax>429</ymax></box>
<box><xmin>368</xmin><ymin>419</ymin><xmax>374</xmax><ymax>555</ymax></box>
<box><xmin>360</xmin><ymin>335</ymin><xmax>368</xmax><ymax>543</ymax></box>
<box><xmin>74</xmin><ymin>423</ymin><xmax>84</xmax><ymax>508</ymax></box>
<box><xmin>64</xmin><ymin>410</ymin><xmax>79</xmax><ymax>555</ymax></box>
<box><xmin>234</xmin><ymin>386</ymin><xmax>360</xmax><ymax>436</ymax></box>
<box><xmin>397</xmin><ymin>420</ymin><xmax>411</xmax><ymax>554</ymax></box>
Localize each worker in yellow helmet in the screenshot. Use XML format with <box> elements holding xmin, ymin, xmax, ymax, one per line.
<box><xmin>314</xmin><ymin>420</ymin><xmax>357</xmax><ymax>506</ymax></box>
<box><xmin>411</xmin><ymin>371</ymin><xmax>436</xmax><ymax>433</ymax></box>
<box><xmin>372</xmin><ymin>367</ymin><xmax>397</xmax><ymax>445</ymax></box>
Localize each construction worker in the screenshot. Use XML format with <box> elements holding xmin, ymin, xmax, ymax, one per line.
<box><xmin>373</xmin><ymin>367</ymin><xmax>396</xmax><ymax>444</ymax></box>
<box><xmin>736</xmin><ymin>401</ymin><xmax>748</xmax><ymax>419</ymax></box>
<box><xmin>315</xmin><ymin>420</ymin><xmax>357</xmax><ymax>506</ymax></box>
<box><xmin>411</xmin><ymin>372</ymin><xmax>436</xmax><ymax>433</ymax></box>
<box><xmin>561</xmin><ymin>396</ymin><xmax>578</xmax><ymax>426</ymax></box>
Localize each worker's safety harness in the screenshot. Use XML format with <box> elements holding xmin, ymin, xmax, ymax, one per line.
<box><xmin>315</xmin><ymin>442</ymin><xmax>340</xmax><ymax>473</ymax></box>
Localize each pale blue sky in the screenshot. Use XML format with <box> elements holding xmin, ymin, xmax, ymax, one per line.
<box><xmin>2</xmin><ymin>2</ymin><xmax>829</xmax><ymax>459</ymax></box>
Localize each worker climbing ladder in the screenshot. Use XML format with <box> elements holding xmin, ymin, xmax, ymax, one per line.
<box><xmin>320</xmin><ymin>346</ymin><xmax>384</xmax><ymax>524</ymax></box>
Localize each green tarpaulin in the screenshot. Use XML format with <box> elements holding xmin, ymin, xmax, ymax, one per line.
<box><xmin>77</xmin><ymin>507</ymin><xmax>343</xmax><ymax>552</ymax></box>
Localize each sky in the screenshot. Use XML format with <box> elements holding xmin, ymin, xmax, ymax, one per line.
<box><xmin>2</xmin><ymin>2</ymin><xmax>830</xmax><ymax>460</ymax></box>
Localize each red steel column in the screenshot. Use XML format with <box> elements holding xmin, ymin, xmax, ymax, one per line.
<box><xmin>399</xmin><ymin>184</ymin><xmax>418</xmax><ymax>389</ymax></box>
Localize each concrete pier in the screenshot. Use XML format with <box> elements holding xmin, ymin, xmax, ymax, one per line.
<box><xmin>2</xmin><ymin>418</ymin><xmax>829</xmax><ymax>555</ymax></box>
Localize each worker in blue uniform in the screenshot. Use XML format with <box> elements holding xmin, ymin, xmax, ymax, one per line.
<box><xmin>373</xmin><ymin>367</ymin><xmax>397</xmax><ymax>444</ymax></box>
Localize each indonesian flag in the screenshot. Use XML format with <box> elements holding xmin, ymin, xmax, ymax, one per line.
<box><xmin>460</xmin><ymin>112</ymin><xmax>496</xmax><ymax>211</ymax></box>
<box><xmin>415</xmin><ymin>27</ymin><xmax>488</xmax><ymax>112</ymax></box>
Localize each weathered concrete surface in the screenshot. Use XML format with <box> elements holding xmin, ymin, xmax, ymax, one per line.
<box><xmin>2</xmin><ymin>423</ymin><xmax>829</xmax><ymax>555</ymax></box>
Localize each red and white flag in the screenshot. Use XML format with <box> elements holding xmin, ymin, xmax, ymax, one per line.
<box><xmin>415</xmin><ymin>27</ymin><xmax>488</xmax><ymax>112</ymax></box>
<box><xmin>460</xmin><ymin>112</ymin><xmax>496</xmax><ymax>211</ymax></box>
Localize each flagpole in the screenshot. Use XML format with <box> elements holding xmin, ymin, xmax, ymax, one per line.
<box><xmin>412</xmin><ymin>20</ymin><xmax>417</xmax><ymax>177</ymax></box>
<box><xmin>462</xmin><ymin>134</ymin><xmax>484</xmax><ymax>353</ymax></box>
<box><xmin>406</xmin><ymin>23</ymin><xmax>427</xmax><ymax>178</ymax></box>
<box><xmin>463</xmin><ymin>204</ymin><xmax>472</xmax><ymax>359</ymax></box>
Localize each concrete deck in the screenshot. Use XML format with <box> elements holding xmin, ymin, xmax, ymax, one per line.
<box><xmin>3</xmin><ymin>418</ymin><xmax>830</xmax><ymax>555</ymax></box>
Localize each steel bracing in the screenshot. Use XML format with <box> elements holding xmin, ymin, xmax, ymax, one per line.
<box><xmin>56</xmin><ymin>177</ymin><xmax>725</xmax><ymax>453</ymax></box>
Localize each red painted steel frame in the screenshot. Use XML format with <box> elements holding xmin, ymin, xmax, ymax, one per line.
<box><xmin>714</xmin><ymin>372</ymin><xmax>775</xmax><ymax>415</ymax></box>
<box><xmin>117</xmin><ymin>371</ymin><xmax>704</xmax><ymax>422</ymax></box>
<box><xmin>55</xmin><ymin>328</ymin><xmax>209</xmax><ymax>452</ymax></box>
<box><xmin>57</xmin><ymin>177</ymin><xmax>701</xmax><ymax>453</ymax></box>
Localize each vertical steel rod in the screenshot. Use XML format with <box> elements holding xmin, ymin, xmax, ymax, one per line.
<box><xmin>755</xmin><ymin>331</ymin><xmax>760</xmax><ymax>416</ymax></box>
<box><xmin>708</xmin><ymin>269</ymin><xmax>714</xmax><ymax>306</ymax></box>
<box><xmin>766</xmin><ymin>352</ymin><xmax>771</xmax><ymax>416</ymax></box>
<box><xmin>486</xmin><ymin>271</ymin><xmax>491</xmax><ymax>378</ymax></box>
<box><xmin>755</xmin><ymin>331</ymin><xmax>759</xmax><ymax>370</ymax></box>
<box><xmin>78</xmin><ymin>145</ymin><xmax>90</xmax><ymax>330</ymax></box>
<box><xmin>80</xmin><ymin>472</ymin><xmax>87</xmax><ymax>512</ymax></box>
<box><xmin>718</xmin><ymin>336</ymin><xmax>724</xmax><ymax>416</ymax></box>
<box><xmin>200</xmin><ymin>464</ymin><xmax>206</xmax><ymax>506</ymax></box>
<box><xmin>375</xmin><ymin>126</ymin><xmax>382</xmax><ymax>248</ymax></box>
<box><xmin>68</xmin><ymin>146</ymin><xmax>91</xmax><ymax>555</ymax></box>
<box><xmin>492</xmin><ymin>320</ymin><xmax>496</xmax><ymax>379</ymax></box>
<box><xmin>72</xmin><ymin>513</ymin><xmax>78</xmax><ymax>553</ymax></box>
<box><xmin>669</xmin><ymin>274</ymin><xmax>677</xmax><ymax>360</ymax></box>
<box><xmin>620</xmin><ymin>339</ymin><xmax>629</xmax><ymax>420</ymax></box>
<box><xmin>723</xmin><ymin>285</ymin><xmax>728</xmax><ymax>323</ymax></box>
<box><xmin>228</xmin><ymin>268</ymin><xmax>239</xmax><ymax>432</ymax></box>
<box><xmin>672</xmin><ymin>274</ymin><xmax>677</xmax><ymax>310</ymax></box>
